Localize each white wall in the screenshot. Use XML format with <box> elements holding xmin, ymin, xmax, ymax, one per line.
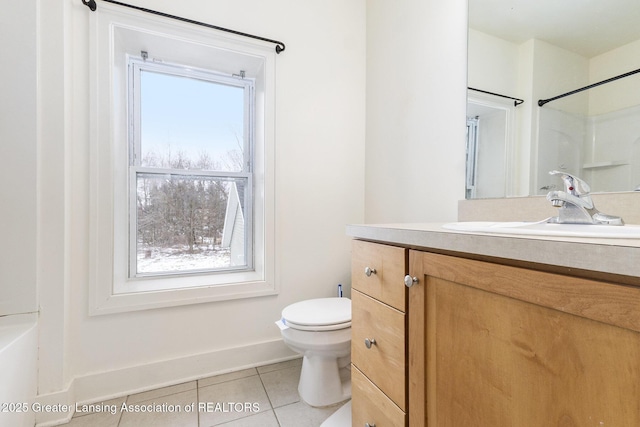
<box><xmin>0</xmin><ymin>2</ymin><xmax>39</xmax><ymax>424</ymax></box>
<box><xmin>467</xmin><ymin>28</ymin><xmax>519</xmax><ymax>97</ymax></box>
<box><xmin>34</xmin><ymin>0</ymin><xmax>366</xmax><ymax>418</ymax></box>
<box><xmin>37</xmin><ymin>0</ymin><xmax>72</xmax><ymax>400</ymax></box>
<box><xmin>0</xmin><ymin>0</ymin><xmax>38</xmax><ymax>317</ymax></box>
<box><xmin>365</xmin><ymin>0</ymin><xmax>467</xmax><ymax>223</ymax></box>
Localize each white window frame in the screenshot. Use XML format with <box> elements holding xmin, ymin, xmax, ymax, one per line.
<box><xmin>88</xmin><ymin>3</ymin><xmax>276</xmax><ymax>315</ymax></box>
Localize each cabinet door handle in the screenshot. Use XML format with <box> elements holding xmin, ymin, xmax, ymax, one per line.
<box><xmin>364</xmin><ymin>266</ymin><xmax>377</xmax><ymax>277</ymax></box>
<box><xmin>404</xmin><ymin>275</ymin><xmax>419</xmax><ymax>287</ymax></box>
<box><xmin>365</xmin><ymin>423</ymin><xmax>376</xmax><ymax>427</ymax></box>
<box><xmin>364</xmin><ymin>338</ymin><xmax>376</xmax><ymax>349</ymax></box>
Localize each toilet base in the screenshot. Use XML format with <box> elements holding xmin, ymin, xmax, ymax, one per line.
<box><xmin>298</xmin><ymin>354</ymin><xmax>351</xmax><ymax>407</ymax></box>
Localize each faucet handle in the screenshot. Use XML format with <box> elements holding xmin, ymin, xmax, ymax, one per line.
<box><xmin>549</xmin><ymin>170</ymin><xmax>591</xmax><ymax>196</ymax></box>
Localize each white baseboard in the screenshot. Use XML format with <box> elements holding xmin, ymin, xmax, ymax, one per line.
<box><xmin>34</xmin><ymin>387</ymin><xmax>75</xmax><ymax>427</ymax></box>
<box><xmin>36</xmin><ymin>338</ymin><xmax>295</xmax><ymax>426</ymax></box>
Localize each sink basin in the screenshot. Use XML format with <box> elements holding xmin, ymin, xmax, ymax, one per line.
<box><xmin>442</xmin><ymin>221</ymin><xmax>640</xmax><ymax>238</ymax></box>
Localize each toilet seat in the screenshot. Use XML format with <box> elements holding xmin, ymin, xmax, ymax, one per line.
<box><xmin>283</xmin><ymin>319</ymin><xmax>351</xmax><ymax>331</ymax></box>
<box><xmin>282</xmin><ymin>298</ymin><xmax>351</xmax><ymax>331</ymax></box>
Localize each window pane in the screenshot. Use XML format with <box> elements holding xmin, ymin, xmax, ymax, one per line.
<box><xmin>140</xmin><ymin>71</ymin><xmax>245</xmax><ymax>172</ymax></box>
<box><xmin>135</xmin><ymin>173</ymin><xmax>247</xmax><ymax>275</ymax></box>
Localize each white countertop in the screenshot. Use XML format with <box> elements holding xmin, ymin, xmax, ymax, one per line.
<box><xmin>346</xmin><ymin>223</ymin><xmax>640</xmax><ymax>282</ymax></box>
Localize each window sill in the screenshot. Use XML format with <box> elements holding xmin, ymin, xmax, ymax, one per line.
<box><xmin>89</xmin><ymin>279</ymin><xmax>277</xmax><ymax>315</ymax></box>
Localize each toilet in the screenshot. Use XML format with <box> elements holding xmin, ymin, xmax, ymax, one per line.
<box><xmin>277</xmin><ymin>297</ymin><xmax>351</xmax><ymax>408</ymax></box>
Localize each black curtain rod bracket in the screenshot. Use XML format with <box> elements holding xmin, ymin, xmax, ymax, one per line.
<box><xmin>83</xmin><ymin>0</ymin><xmax>97</xmax><ymax>11</ymax></box>
<box><xmin>467</xmin><ymin>87</ymin><xmax>524</xmax><ymax>107</ymax></box>
<box><xmin>82</xmin><ymin>0</ymin><xmax>286</xmax><ymax>54</ymax></box>
<box><xmin>538</xmin><ymin>67</ymin><xmax>640</xmax><ymax>107</ymax></box>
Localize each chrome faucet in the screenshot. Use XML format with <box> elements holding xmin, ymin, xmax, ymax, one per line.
<box><xmin>546</xmin><ymin>171</ymin><xmax>624</xmax><ymax>225</ymax></box>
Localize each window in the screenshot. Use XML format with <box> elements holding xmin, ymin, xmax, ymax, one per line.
<box><xmin>89</xmin><ymin>4</ymin><xmax>276</xmax><ymax>314</ymax></box>
<box><xmin>129</xmin><ymin>60</ymin><xmax>253</xmax><ymax>277</ymax></box>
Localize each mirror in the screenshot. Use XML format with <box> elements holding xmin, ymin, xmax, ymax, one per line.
<box><xmin>467</xmin><ymin>0</ymin><xmax>640</xmax><ymax>199</ymax></box>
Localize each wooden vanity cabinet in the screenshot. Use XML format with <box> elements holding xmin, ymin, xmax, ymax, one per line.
<box><xmin>351</xmin><ymin>239</ymin><xmax>640</xmax><ymax>427</ymax></box>
<box><xmin>408</xmin><ymin>250</ymin><xmax>640</xmax><ymax>427</ymax></box>
<box><xmin>351</xmin><ymin>240</ymin><xmax>408</xmax><ymax>427</ymax></box>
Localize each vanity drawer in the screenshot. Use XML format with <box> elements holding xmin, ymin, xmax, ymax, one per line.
<box><xmin>352</xmin><ymin>365</ymin><xmax>406</xmax><ymax>427</ymax></box>
<box><xmin>352</xmin><ymin>240</ymin><xmax>407</xmax><ymax>311</ymax></box>
<box><xmin>352</xmin><ymin>289</ymin><xmax>406</xmax><ymax>410</ymax></box>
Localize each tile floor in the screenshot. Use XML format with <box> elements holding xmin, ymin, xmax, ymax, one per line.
<box><xmin>63</xmin><ymin>358</ymin><xmax>346</xmax><ymax>427</ymax></box>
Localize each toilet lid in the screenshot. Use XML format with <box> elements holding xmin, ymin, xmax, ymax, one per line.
<box><xmin>282</xmin><ymin>298</ymin><xmax>351</xmax><ymax>330</ymax></box>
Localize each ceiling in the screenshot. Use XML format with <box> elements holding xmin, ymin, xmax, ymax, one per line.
<box><xmin>468</xmin><ymin>0</ymin><xmax>640</xmax><ymax>58</ymax></box>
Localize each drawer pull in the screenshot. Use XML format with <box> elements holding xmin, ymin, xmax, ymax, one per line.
<box><xmin>404</xmin><ymin>275</ymin><xmax>419</xmax><ymax>287</ymax></box>
<box><xmin>365</xmin><ymin>423</ymin><xmax>376</xmax><ymax>427</ymax></box>
<box><xmin>364</xmin><ymin>338</ymin><xmax>376</xmax><ymax>349</ymax></box>
<box><xmin>364</xmin><ymin>266</ymin><xmax>377</xmax><ymax>277</ymax></box>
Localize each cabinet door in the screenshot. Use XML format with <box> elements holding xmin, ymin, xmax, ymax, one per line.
<box><xmin>408</xmin><ymin>250</ymin><xmax>640</xmax><ymax>427</ymax></box>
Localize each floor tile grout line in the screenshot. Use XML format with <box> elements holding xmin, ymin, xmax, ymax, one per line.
<box><xmin>116</xmin><ymin>394</ymin><xmax>127</xmax><ymax>427</ymax></box>
<box><xmin>196</xmin><ymin>380</ymin><xmax>200</xmax><ymax>427</ymax></box>
<box><xmin>256</xmin><ymin>370</ymin><xmax>282</xmax><ymax>427</ymax></box>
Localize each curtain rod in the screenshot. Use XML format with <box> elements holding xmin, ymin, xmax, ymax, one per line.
<box><xmin>538</xmin><ymin>67</ymin><xmax>640</xmax><ymax>107</ymax></box>
<box><xmin>467</xmin><ymin>87</ymin><xmax>524</xmax><ymax>107</ymax></box>
<box><xmin>81</xmin><ymin>0</ymin><xmax>286</xmax><ymax>54</ymax></box>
